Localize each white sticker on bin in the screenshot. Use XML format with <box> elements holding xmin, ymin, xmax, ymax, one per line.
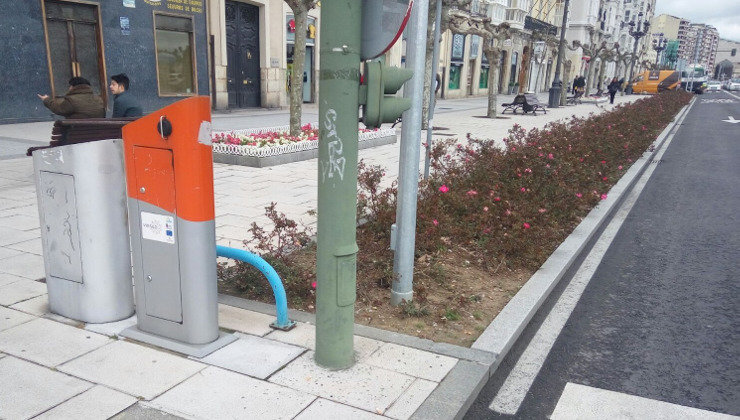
<box><xmin>198</xmin><ymin>121</ymin><xmax>212</xmax><ymax>146</ymax></box>
<box><xmin>141</xmin><ymin>212</ymin><xmax>175</xmax><ymax>244</ymax></box>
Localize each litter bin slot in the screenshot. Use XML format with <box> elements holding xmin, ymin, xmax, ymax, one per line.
<box><xmin>39</xmin><ymin>171</ymin><xmax>83</xmax><ymax>284</ymax></box>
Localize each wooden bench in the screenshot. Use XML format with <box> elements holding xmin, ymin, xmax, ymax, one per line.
<box><xmin>26</xmin><ymin>118</ymin><xmax>137</xmax><ymax>156</ymax></box>
<box><xmin>523</xmin><ymin>94</ymin><xmax>547</xmax><ymax>115</ymax></box>
<box><xmin>501</xmin><ymin>94</ymin><xmax>527</xmax><ymax>114</ymax></box>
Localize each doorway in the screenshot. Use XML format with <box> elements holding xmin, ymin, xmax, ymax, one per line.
<box><xmin>225</xmin><ymin>1</ymin><xmax>261</xmax><ymax>108</ymax></box>
<box><xmin>43</xmin><ymin>0</ymin><xmax>106</xmax><ymax>101</ymax></box>
<box><xmin>287</xmin><ymin>44</ymin><xmax>313</xmax><ymax>103</ymax></box>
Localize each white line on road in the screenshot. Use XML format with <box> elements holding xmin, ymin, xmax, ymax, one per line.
<box><xmin>489</xmin><ymin>114</ymin><xmax>684</xmax><ymax>415</ymax></box>
<box><xmin>551</xmin><ymin>383</ymin><xmax>739</xmax><ymax>419</ymax></box>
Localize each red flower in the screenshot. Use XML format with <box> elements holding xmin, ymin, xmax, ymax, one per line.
<box><xmin>439</xmin><ymin>185</ymin><xmax>449</xmax><ymax>193</ymax></box>
<box><xmin>523</xmin><ymin>222</ymin><xmax>531</xmax><ymax>229</ymax></box>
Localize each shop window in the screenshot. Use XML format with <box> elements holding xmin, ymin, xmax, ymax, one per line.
<box><xmin>449</xmin><ymin>64</ymin><xmax>462</xmax><ymax>89</ymax></box>
<box><xmin>154</xmin><ymin>13</ymin><xmax>196</xmax><ymax>96</ymax></box>
<box><xmin>479</xmin><ymin>67</ymin><xmax>489</xmax><ymax>88</ymax></box>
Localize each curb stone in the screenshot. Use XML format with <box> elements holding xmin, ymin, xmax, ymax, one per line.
<box><xmin>216</xmin><ymin>98</ymin><xmax>695</xmax><ymax>420</ymax></box>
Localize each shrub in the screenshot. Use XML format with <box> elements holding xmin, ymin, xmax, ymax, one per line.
<box><xmin>358</xmin><ymin>90</ymin><xmax>691</xmax><ymax>270</ymax></box>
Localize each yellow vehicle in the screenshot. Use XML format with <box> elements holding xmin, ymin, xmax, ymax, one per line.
<box><xmin>630</xmin><ymin>70</ymin><xmax>681</xmax><ymax>94</ymax></box>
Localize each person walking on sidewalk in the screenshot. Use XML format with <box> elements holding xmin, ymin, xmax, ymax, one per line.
<box><xmin>37</xmin><ymin>77</ymin><xmax>105</xmax><ymax>119</ymax></box>
<box><xmin>109</xmin><ymin>73</ymin><xmax>143</xmax><ymax>118</ymax></box>
<box><xmin>607</xmin><ymin>77</ymin><xmax>620</xmax><ymax>104</ymax></box>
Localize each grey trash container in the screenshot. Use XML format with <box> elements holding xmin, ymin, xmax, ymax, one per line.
<box><xmin>32</xmin><ymin>139</ymin><xmax>134</xmax><ymax>323</ymax></box>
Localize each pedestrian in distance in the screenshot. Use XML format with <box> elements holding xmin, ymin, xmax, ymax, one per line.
<box><xmin>608</xmin><ymin>77</ymin><xmax>620</xmax><ymax>104</ymax></box>
<box><xmin>109</xmin><ymin>73</ymin><xmax>143</xmax><ymax>117</ymax></box>
<box><xmin>37</xmin><ymin>77</ymin><xmax>105</xmax><ymax>119</ymax></box>
<box><xmin>618</xmin><ymin>77</ymin><xmax>625</xmax><ymax>96</ymax></box>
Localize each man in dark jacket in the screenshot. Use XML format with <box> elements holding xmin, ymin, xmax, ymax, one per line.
<box><xmin>109</xmin><ymin>73</ymin><xmax>143</xmax><ymax>118</ymax></box>
<box><xmin>37</xmin><ymin>77</ymin><xmax>105</xmax><ymax>119</ymax></box>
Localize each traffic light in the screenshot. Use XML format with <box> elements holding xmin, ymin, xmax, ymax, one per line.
<box><xmin>361</xmin><ymin>60</ymin><xmax>413</xmax><ymax>128</ymax></box>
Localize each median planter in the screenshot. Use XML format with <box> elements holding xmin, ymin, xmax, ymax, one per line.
<box><xmin>212</xmin><ymin>124</ymin><xmax>397</xmax><ymax>168</ymax></box>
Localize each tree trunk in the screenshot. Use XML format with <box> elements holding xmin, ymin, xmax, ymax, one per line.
<box><xmin>486</xmin><ymin>50</ymin><xmax>499</xmax><ymax>118</ymax></box>
<box><xmin>421</xmin><ymin>7</ymin><xmax>437</xmax><ymax>130</ymax></box>
<box><xmin>585</xmin><ymin>56</ymin><xmax>594</xmax><ymax>95</ymax></box>
<box><xmin>288</xmin><ymin>7</ymin><xmax>308</xmax><ymax>136</ymax></box>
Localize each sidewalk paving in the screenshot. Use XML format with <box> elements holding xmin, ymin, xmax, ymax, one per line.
<box><xmin>0</xmin><ymin>93</ymin><xmax>640</xmax><ymax>419</ymax></box>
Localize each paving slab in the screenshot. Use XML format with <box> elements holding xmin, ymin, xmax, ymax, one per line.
<box><xmin>265</xmin><ymin>321</ymin><xmax>383</xmax><ymax>361</ymax></box>
<box><xmin>111</xmin><ymin>403</ymin><xmax>186</xmax><ymax>420</ymax></box>
<box><xmin>197</xmin><ymin>333</ymin><xmax>305</xmax><ymax>379</ymax></box>
<box><xmin>0</xmin><ymin>225</ymin><xmax>38</xmax><ymax>246</ymax></box>
<box><xmin>384</xmin><ymin>378</ymin><xmax>439</xmax><ymax>420</ymax></box>
<box><xmin>363</xmin><ymin>342</ymin><xmax>458</xmax><ymax>382</ymax></box>
<box><xmin>0</xmin><ymin>271</ymin><xmax>29</xmax><ymax>287</ymax></box>
<box><xmin>6</xmin><ymin>238</ymin><xmax>43</xmax><ymax>255</ymax></box>
<box><xmin>149</xmin><ymin>366</ymin><xmax>316</xmax><ymax>420</ymax></box>
<box><xmin>0</xmin><ymin>356</ymin><xmax>92</xmax><ymax>420</ymax></box>
<box><xmin>0</xmin><ymin>278</ymin><xmax>46</xmax><ymax>305</ymax></box>
<box><xmin>10</xmin><ymin>293</ymin><xmax>49</xmax><ymax>316</ymax></box>
<box><xmin>84</xmin><ymin>315</ymin><xmax>138</xmax><ymax>337</ymax></box>
<box><xmin>269</xmin><ymin>352</ymin><xmax>416</xmax><ymax>414</ymax></box>
<box><xmin>218</xmin><ymin>303</ymin><xmax>275</xmax><ymax>336</ymax></box>
<box><xmin>0</xmin><ymin>305</ymin><xmax>36</xmax><ymax>332</ymax></box>
<box><xmin>0</xmin><ymin>252</ymin><xmax>45</xmax><ymax>279</ymax></box>
<box><xmin>0</xmin><ymin>317</ymin><xmax>110</xmax><ymax>367</ymax></box>
<box><xmin>59</xmin><ymin>340</ymin><xmax>206</xmax><ymax>400</ymax></box>
<box><xmin>0</xmin><ymin>246</ymin><xmax>23</xmax><ymax>260</ymax></box>
<box><xmin>0</xmin><ymin>214</ymin><xmax>40</xmax><ymax>231</ymax></box>
<box><xmin>294</xmin><ymin>398</ymin><xmax>386</xmax><ymax>420</ymax></box>
<box><xmin>34</xmin><ymin>385</ymin><xmax>138</xmax><ymax>420</ymax></box>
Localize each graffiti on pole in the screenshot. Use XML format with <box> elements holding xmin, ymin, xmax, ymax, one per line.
<box><xmin>321</xmin><ymin>108</ymin><xmax>346</xmax><ymax>183</ymax></box>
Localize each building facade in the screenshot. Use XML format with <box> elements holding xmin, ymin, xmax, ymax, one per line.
<box><xmin>714</xmin><ymin>38</ymin><xmax>740</xmax><ymax>79</ymax></box>
<box><xmin>1</xmin><ymin>0</ymin><xmax>210</xmax><ymax>123</ymax></box>
<box><xmin>207</xmin><ymin>0</ymin><xmax>321</xmax><ymax>111</ymax></box>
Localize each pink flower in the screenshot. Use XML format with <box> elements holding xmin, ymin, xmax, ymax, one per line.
<box><xmin>467</xmin><ymin>190</ymin><xmax>478</xmax><ymax>196</ymax></box>
<box><xmin>601</xmin><ymin>160</ymin><xmax>607</xmax><ymax>164</ymax></box>
<box><xmin>483</xmin><ymin>206</ymin><xmax>489</xmax><ymax>212</ymax></box>
<box><xmin>520</xmin><ymin>187</ymin><xmax>526</xmax><ymax>192</ymax></box>
<box><xmin>548</xmin><ymin>153</ymin><xmax>554</xmax><ymax>159</ymax></box>
<box><xmin>524</xmin><ymin>168</ymin><xmax>532</xmax><ymax>173</ymax></box>
<box><xmin>600</xmin><ymin>194</ymin><xmax>608</xmax><ymax>200</ymax></box>
<box><xmin>523</xmin><ymin>222</ymin><xmax>531</xmax><ymax>229</ymax></box>
<box><xmin>494</xmin><ymin>197</ymin><xmax>501</xmax><ymax>202</ymax></box>
<box><xmin>576</xmin><ymin>193</ymin><xmax>583</xmax><ymax>198</ymax></box>
<box><xmin>602</xmin><ymin>177</ymin><xmax>608</xmax><ymax>181</ymax></box>
<box><xmin>438</xmin><ymin>185</ymin><xmax>449</xmax><ymax>193</ymax></box>
<box><xmin>618</xmin><ymin>165</ymin><xmax>623</xmax><ymax>170</ymax></box>
<box><xmin>432</xmin><ymin>219</ymin><xmax>439</xmax><ymax>226</ymax></box>
<box><xmin>311</xmin><ymin>281</ymin><xmax>317</xmax><ymax>289</ymax></box>
<box><xmin>505</xmin><ymin>209</ymin><xmax>512</xmax><ymax>216</ymax></box>
<box><xmin>538</xmin><ymin>208</ymin><xmax>546</xmax><ymax>213</ymax></box>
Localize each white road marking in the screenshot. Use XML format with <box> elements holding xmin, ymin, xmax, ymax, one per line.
<box><xmin>721</xmin><ymin>116</ymin><xmax>739</xmax><ymax>124</ymax></box>
<box><xmin>489</xmin><ymin>113</ymin><xmax>683</xmax><ymax>415</ymax></box>
<box><xmin>551</xmin><ymin>383</ymin><xmax>739</xmax><ymax>419</ymax></box>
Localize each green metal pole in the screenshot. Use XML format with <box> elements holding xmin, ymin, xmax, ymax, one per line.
<box><xmin>315</xmin><ymin>0</ymin><xmax>361</xmax><ymax>370</ymax></box>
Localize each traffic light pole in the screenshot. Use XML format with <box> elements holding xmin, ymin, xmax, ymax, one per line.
<box><xmin>315</xmin><ymin>0</ymin><xmax>361</xmax><ymax>370</ymax></box>
<box><xmin>392</xmin><ymin>0</ymin><xmax>429</xmax><ymax>306</ymax></box>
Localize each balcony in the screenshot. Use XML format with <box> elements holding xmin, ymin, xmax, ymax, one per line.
<box><xmin>505</xmin><ymin>0</ymin><xmax>528</xmax><ymax>30</ymax></box>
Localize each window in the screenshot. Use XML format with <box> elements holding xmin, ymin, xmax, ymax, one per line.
<box><xmin>479</xmin><ymin>66</ymin><xmax>490</xmax><ymax>88</ymax></box>
<box><xmin>154</xmin><ymin>13</ymin><xmax>196</xmax><ymax>96</ymax></box>
<box><xmin>449</xmin><ymin>64</ymin><xmax>462</xmax><ymax>89</ymax></box>
<box><xmin>732</xmin><ymin>49</ymin><xmax>737</xmax><ymax>57</ymax></box>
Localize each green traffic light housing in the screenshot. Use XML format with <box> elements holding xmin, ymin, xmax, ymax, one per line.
<box><xmin>362</xmin><ymin>60</ymin><xmax>413</xmax><ymax>128</ymax></box>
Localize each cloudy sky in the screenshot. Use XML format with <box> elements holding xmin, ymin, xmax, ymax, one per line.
<box><xmin>655</xmin><ymin>0</ymin><xmax>740</xmax><ymax>41</ymax></box>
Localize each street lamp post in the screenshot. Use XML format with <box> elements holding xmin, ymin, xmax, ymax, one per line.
<box><xmin>626</xmin><ymin>12</ymin><xmax>650</xmax><ymax>92</ymax></box>
<box><xmin>652</xmin><ymin>33</ymin><xmax>667</xmax><ymax>68</ymax></box>
<box><xmin>548</xmin><ymin>0</ymin><xmax>570</xmax><ymax>108</ymax></box>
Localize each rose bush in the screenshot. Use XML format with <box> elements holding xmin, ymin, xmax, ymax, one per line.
<box><xmin>357</xmin><ymin>90</ymin><xmax>692</xmax><ymax>270</ymax></box>
<box><xmin>213</xmin><ymin>123</ymin><xmax>379</xmax><ymax>148</ymax></box>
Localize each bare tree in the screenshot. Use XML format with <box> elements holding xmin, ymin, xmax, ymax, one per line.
<box><xmin>285</xmin><ymin>0</ymin><xmax>318</xmax><ymax>136</ymax></box>
<box><xmin>445</xmin><ymin>7</ymin><xmax>512</xmax><ymax>118</ymax></box>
